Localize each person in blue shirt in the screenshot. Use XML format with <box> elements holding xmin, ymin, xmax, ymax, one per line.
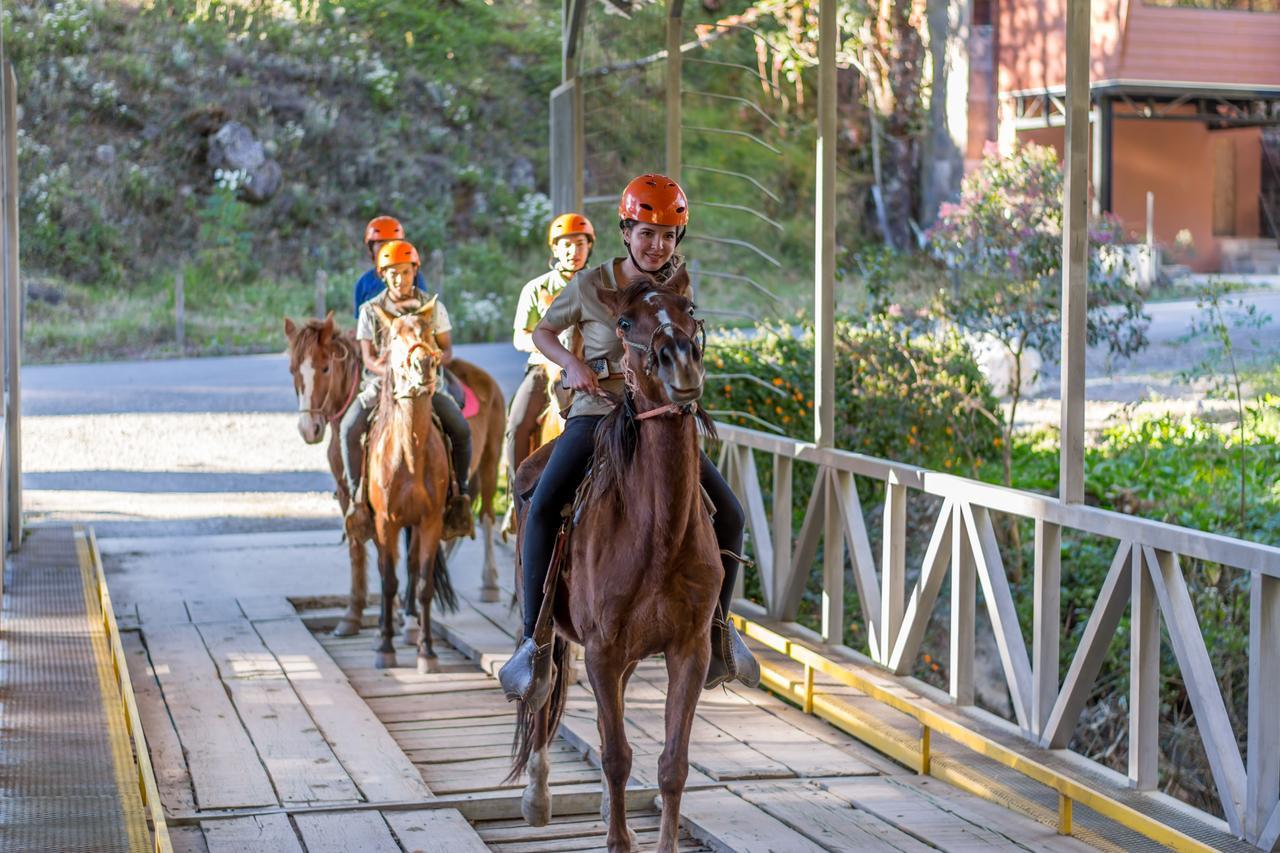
<box><xmin>354</xmin><ymin>216</ymin><xmax>427</xmax><ymax>317</ymax></box>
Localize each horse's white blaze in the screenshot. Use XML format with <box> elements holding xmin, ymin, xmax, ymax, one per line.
<box><xmin>296</xmin><ymin>356</ymin><xmax>322</xmax><ymax>440</ymax></box>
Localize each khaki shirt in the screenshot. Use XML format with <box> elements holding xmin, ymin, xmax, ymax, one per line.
<box><xmin>540</xmin><ymin>258</ymin><xmax>691</xmax><ymax>418</ymax></box>
<box><xmin>513</xmin><ymin>270</ymin><xmax>572</xmax><ymax>368</ymax></box>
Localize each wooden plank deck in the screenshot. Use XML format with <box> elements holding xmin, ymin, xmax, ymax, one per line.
<box><xmin>120</xmin><ymin>542</ymin><xmax>1112</xmax><ymax>852</ymax></box>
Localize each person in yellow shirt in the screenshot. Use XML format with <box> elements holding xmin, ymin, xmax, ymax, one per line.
<box><xmin>505</xmin><ymin>213</ymin><xmax>594</xmax><ymax>487</ymax></box>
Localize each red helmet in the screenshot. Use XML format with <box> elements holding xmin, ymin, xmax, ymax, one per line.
<box><xmin>547</xmin><ymin>213</ymin><xmax>595</xmax><ymax>247</ymax></box>
<box><xmin>377</xmin><ymin>239</ymin><xmax>420</xmax><ymax>271</ymax></box>
<box><xmin>618</xmin><ymin>174</ymin><xmax>689</xmax><ymax>226</ymax></box>
<box><xmin>364</xmin><ymin>216</ymin><xmax>405</xmax><ymax>245</ymax></box>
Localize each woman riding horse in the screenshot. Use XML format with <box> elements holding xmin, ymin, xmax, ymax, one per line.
<box><xmin>341</xmin><ymin>240</ymin><xmax>473</xmax><ymax>540</ymax></box>
<box><xmin>504</xmin><ymin>213</ymin><xmax>594</xmax><ymax>489</ymax></box>
<box><xmin>498</xmin><ymin>175</ymin><xmax>760</xmax><ymax>707</ymax></box>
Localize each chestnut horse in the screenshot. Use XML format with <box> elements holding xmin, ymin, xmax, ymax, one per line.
<box><xmin>510</xmin><ymin>273</ymin><xmax>720</xmax><ymax>853</ymax></box>
<box><xmin>285</xmin><ymin>312</ymin><xmax>507</xmax><ymax>639</ymax></box>
<box><xmin>365</xmin><ymin>299</ymin><xmax>457</xmax><ymax>671</ymax></box>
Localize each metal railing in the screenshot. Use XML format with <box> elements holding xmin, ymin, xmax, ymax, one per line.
<box><xmin>713</xmin><ymin>422</ymin><xmax>1280</xmax><ymax>849</ymax></box>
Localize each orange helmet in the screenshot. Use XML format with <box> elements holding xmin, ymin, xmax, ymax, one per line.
<box><xmin>364</xmin><ymin>216</ymin><xmax>405</xmax><ymax>245</ymax></box>
<box><xmin>547</xmin><ymin>213</ymin><xmax>595</xmax><ymax>247</ymax></box>
<box><xmin>377</xmin><ymin>239</ymin><xmax>420</xmax><ymax>271</ymax></box>
<box><xmin>618</xmin><ymin>174</ymin><xmax>689</xmax><ymax>226</ymax></box>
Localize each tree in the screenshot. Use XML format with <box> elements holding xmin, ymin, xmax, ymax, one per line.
<box><xmin>928</xmin><ymin>142</ymin><xmax>1150</xmax><ymax>488</ymax></box>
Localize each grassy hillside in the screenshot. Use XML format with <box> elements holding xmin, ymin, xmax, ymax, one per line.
<box><xmin>10</xmin><ymin>0</ymin><xmax>894</xmax><ymax>362</ymax></box>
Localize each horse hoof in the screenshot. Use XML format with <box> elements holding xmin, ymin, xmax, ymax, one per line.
<box><xmin>521</xmin><ymin>789</ymin><xmax>551</xmax><ymax>827</ymax></box>
<box><xmin>374</xmin><ymin>651</ymin><xmax>397</xmax><ymax>669</ymax></box>
<box><xmin>417</xmin><ymin>655</ymin><xmax>440</xmax><ymax>674</ymax></box>
<box><xmin>480</xmin><ymin>586</ymin><xmax>500</xmax><ymax>604</ymax></box>
<box><xmin>332</xmin><ymin>618</ymin><xmax>361</xmax><ymax>638</ymax></box>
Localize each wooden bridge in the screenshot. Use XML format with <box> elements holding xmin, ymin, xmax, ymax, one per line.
<box><xmin>3</xmin><ymin>517</ymin><xmax>1271</xmax><ymax>852</ymax></box>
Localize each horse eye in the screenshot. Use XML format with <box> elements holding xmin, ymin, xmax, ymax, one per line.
<box><xmin>618</xmin><ymin>318</ymin><xmax>632</xmax><ymax>332</ymax></box>
<box><xmin>322</xmin><ymin>366</ymin><xmax>330</xmax><ymax>374</ymax></box>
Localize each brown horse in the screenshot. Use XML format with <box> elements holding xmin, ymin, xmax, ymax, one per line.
<box><xmin>511</xmin><ymin>273</ymin><xmax>720</xmax><ymax>853</ymax></box>
<box><xmin>284</xmin><ymin>311</ymin><xmax>370</xmax><ymax>633</ymax></box>
<box><xmin>365</xmin><ymin>299</ymin><xmax>457</xmax><ymax>672</ymax></box>
<box><xmin>285</xmin><ymin>312</ymin><xmax>507</xmax><ymax>637</ymax></box>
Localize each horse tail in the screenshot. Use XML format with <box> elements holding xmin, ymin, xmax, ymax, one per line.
<box><xmin>506</xmin><ymin>635</ymin><xmax>571</xmax><ymax>782</ymax></box>
<box><xmin>432</xmin><ymin>545</ymin><xmax>458</xmax><ymax>614</ymax></box>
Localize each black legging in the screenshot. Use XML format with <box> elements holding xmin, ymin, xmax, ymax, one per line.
<box><xmin>341</xmin><ymin>390</ymin><xmax>472</xmax><ymax>495</ymax></box>
<box><xmin>519</xmin><ymin>414</ymin><xmax>744</xmax><ymax>638</ymax></box>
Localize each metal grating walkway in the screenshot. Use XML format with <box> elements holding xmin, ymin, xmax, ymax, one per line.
<box><xmin>0</xmin><ymin>526</ymin><xmax>150</xmax><ymax>852</ymax></box>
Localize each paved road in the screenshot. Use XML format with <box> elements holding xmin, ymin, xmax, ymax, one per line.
<box><xmin>20</xmin><ymin>293</ymin><xmax>1278</xmax><ymax>538</ymax></box>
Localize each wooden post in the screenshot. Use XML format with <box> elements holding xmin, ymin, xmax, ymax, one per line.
<box><xmin>2</xmin><ymin>62</ymin><xmax>20</xmax><ymax>549</ymax></box>
<box><xmin>814</xmin><ymin>0</ymin><xmax>837</xmax><ymax>450</ymax></box>
<box><xmin>314</xmin><ymin>269</ymin><xmax>327</xmax><ymax>319</ymax></box>
<box><xmin>880</xmin><ymin>482</ymin><xmax>906</xmax><ymax>665</ymax></box>
<box><xmin>427</xmin><ymin>249</ymin><xmax>444</xmax><ymax>300</ymax></box>
<box><xmin>821</xmin><ymin>472</ymin><xmax>845</xmax><ymax>645</ymax></box>
<box><xmin>1129</xmin><ymin>544</ymin><xmax>1158</xmax><ymax>790</ymax></box>
<box><xmin>174</xmin><ymin>269</ymin><xmax>185</xmax><ymax>353</ymax></box>
<box><xmin>1032</xmin><ymin>519</ymin><xmax>1061</xmax><ymax>736</ymax></box>
<box><xmin>949</xmin><ymin>502</ymin><xmax>975</xmax><ymax>704</ymax></box>
<box><xmin>665</xmin><ymin>8</ymin><xmax>682</xmax><ymax>182</ymax></box>
<box><xmin>1247</xmin><ymin>573</ymin><xmax>1280</xmax><ymax>842</ymax></box>
<box><xmin>1058</xmin><ymin>0</ymin><xmax>1090</xmax><ymax>505</ymax></box>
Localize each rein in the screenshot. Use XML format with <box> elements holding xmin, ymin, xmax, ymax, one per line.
<box><xmin>391</xmin><ymin>342</ymin><xmax>441</xmax><ymax>400</ymax></box>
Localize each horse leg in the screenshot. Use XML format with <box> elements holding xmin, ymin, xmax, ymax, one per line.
<box><xmin>520</xmin><ymin>706</ymin><xmax>552</xmax><ymax>826</ymax></box>
<box><xmin>373</xmin><ymin>525</ymin><xmax>400</xmax><ymax>669</ymax></box>
<box><xmin>331</xmin><ymin>436</ymin><xmax>367</xmax><ymax>637</ymax></box>
<box><xmin>334</xmin><ymin>534</ymin><xmax>368</xmax><ymax>637</ymax></box>
<box><xmin>401</xmin><ymin>527</ymin><xmax>420</xmax><ymax>647</ymax></box>
<box><xmin>655</xmin><ymin>643</ymin><xmax>708</xmax><ymax>853</ymax></box>
<box><xmin>479</xmin><ymin>513</ymin><xmax>499</xmax><ymax>603</ymax></box>
<box><xmin>587</xmin><ymin>648</ymin><xmax>637</xmax><ymax>853</ymax></box>
<box><xmin>416</xmin><ymin>529</ymin><xmax>441</xmax><ymax>674</ymax></box>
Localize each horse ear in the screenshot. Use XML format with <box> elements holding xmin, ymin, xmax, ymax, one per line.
<box><xmin>413</xmin><ymin>295</ymin><xmax>438</xmax><ymax>318</ymax></box>
<box><xmin>666</xmin><ymin>264</ymin><xmax>691</xmax><ymax>295</ymax></box>
<box><xmin>322</xmin><ymin>310</ymin><xmax>335</xmax><ymax>331</ymax></box>
<box><xmin>284</xmin><ymin>316</ymin><xmax>298</xmax><ymax>340</ymax></box>
<box><xmin>595</xmin><ymin>284</ymin><xmax>622</xmax><ymax>317</ymax></box>
<box><xmin>371</xmin><ymin>304</ymin><xmax>395</xmax><ymax>329</ymax></box>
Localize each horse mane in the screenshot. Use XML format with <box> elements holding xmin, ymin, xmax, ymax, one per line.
<box><xmin>589</xmin><ymin>277</ymin><xmax>716</xmax><ymax>506</ymax></box>
<box><xmin>288</xmin><ymin>317</ymin><xmax>355</xmax><ymax>366</ymax></box>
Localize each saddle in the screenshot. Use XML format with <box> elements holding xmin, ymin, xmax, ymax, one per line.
<box><xmin>443</xmin><ymin>368</ymin><xmax>481</xmax><ymax>419</ymax></box>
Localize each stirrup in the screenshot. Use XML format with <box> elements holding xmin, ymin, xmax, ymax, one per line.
<box><xmin>498</xmin><ymin>636</ymin><xmax>555</xmax><ymax>708</ymax></box>
<box><xmin>705</xmin><ymin>617</ymin><xmax>759</xmax><ymax>690</ymax></box>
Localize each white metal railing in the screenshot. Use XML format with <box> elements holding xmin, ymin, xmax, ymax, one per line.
<box><xmin>713</xmin><ymin>422</ymin><xmax>1280</xmax><ymax>848</ymax></box>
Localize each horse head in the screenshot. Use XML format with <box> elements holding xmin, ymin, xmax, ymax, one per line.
<box><xmin>372</xmin><ymin>298</ymin><xmax>443</xmax><ymax>399</ymax></box>
<box><xmin>600</xmin><ymin>266</ymin><xmax>706</xmax><ymax>408</ymax></box>
<box><xmin>284</xmin><ymin>310</ymin><xmax>349</xmax><ymax>444</ymax></box>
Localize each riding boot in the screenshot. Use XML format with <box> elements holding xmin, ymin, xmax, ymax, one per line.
<box><xmin>443</xmin><ymin>472</ymin><xmax>474</xmax><ymax>540</ymax></box>
<box><xmin>343</xmin><ymin>479</ymin><xmax>373</xmax><ymax>541</ymax></box>
<box><xmin>705</xmin><ymin>615</ymin><xmax>761</xmax><ymax>690</ymax></box>
<box><xmin>498</xmin><ymin>635</ymin><xmax>555</xmax><ymax>709</ymax></box>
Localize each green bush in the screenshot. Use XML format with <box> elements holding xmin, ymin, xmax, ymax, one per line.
<box><xmin>708</xmin><ymin>318</ymin><xmax>1003</xmax><ymax>475</ymax></box>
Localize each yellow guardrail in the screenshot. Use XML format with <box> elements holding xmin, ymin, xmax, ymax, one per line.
<box><xmin>731</xmin><ymin>613</ymin><xmax>1216</xmax><ymax>853</ymax></box>
<box><xmin>77</xmin><ymin>527</ymin><xmax>173</xmax><ymax>853</ymax></box>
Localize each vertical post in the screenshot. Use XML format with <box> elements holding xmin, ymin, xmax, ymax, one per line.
<box><xmin>949</xmin><ymin>502</ymin><xmax>975</xmax><ymax>704</ymax></box>
<box><xmin>1247</xmin><ymin>573</ymin><xmax>1280</xmax><ymax>842</ymax></box>
<box><xmin>552</xmin><ymin>0</ymin><xmax>587</xmax><ymax>215</ymax></box>
<box><xmin>1058</xmin><ymin>0</ymin><xmax>1090</xmax><ymax>505</ymax></box>
<box><xmin>1146</xmin><ymin>191</ymin><xmax>1154</xmax><ymax>247</ymax></box>
<box><xmin>174</xmin><ymin>269</ymin><xmax>185</xmax><ymax>353</ymax></box>
<box><xmin>1032</xmin><ymin>519</ymin><xmax>1061</xmax><ymax>736</ymax></box>
<box><xmin>1098</xmin><ymin>97</ymin><xmax>1113</xmax><ymax>213</ymax></box>
<box><xmin>772</xmin><ymin>454</ymin><xmax>792</xmax><ymax>612</ymax></box>
<box><xmin>814</xmin><ymin>0</ymin><xmax>837</xmax><ymax>450</ymax></box>
<box><xmin>314</xmin><ymin>269</ymin><xmax>327</xmax><ymax>319</ymax></box>
<box><xmin>880</xmin><ymin>481</ymin><xmax>906</xmax><ymax>665</ymax></box>
<box><xmin>3</xmin><ymin>62</ymin><xmax>21</xmax><ymax>550</ymax></box>
<box><xmin>665</xmin><ymin>9</ymin><xmax>682</xmax><ymax>181</ymax></box>
<box><xmin>1129</xmin><ymin>544</ymin><xmax>1158</xmax><ymax>790</ymax></box>
<box><xmin>821</xmin><ymin>472</ymin><xmax>845</xmax><ymax>645</ymax></box>
<box><xmin>428</xmin><ymin>249</ymin><xmax>444</xmax><ymax>300</ymax></box>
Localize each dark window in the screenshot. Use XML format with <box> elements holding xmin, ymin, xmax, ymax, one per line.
<box><xmin>973</xmin><ymin>0</ymin><xmax>994</xmax><ymax>26</ymax></box>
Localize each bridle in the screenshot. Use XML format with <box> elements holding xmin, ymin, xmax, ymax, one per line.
<box><xmin>619</xmin><ymin>316</ymin><xmax>706</xmax><ymax>420</ymax></box>
<box><xmin>390</xmin><ymin>340</ymin><xmax>442</xmax><ymax>399</ymax></box>
<box><xmin>297</xmin><ymin>337</ymin><xmax>360</xmax><ymax>425</ymax></box>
